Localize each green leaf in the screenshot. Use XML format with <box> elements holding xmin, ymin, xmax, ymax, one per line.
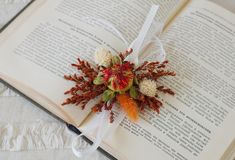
<box><xmin>93</xmin><ymin>75</ymin><xmax>104</xmax><ymax>85</ymax></box>
<box><xmin>102</xmin><ymin>90</ymin><xmax>115</xmax><ymax>102</ymax></box>
<box><xmin>111</xmin><ymin>56</ymin><xmax>122</xmax><ymax>65</ymax></box>
<box><xmin>129</xmin><ymin>86</ymin><xmax>138</xmax><ymax>99</ymax></box>
<box><xmin>118</xmin><ymin>91</ymin><xmax>126</xmax><ymax>94</ymax></box>
<box><xmin>134</xmin><ymin>77</ymin><xmax>139</xmax><ymax>85</ymax></box>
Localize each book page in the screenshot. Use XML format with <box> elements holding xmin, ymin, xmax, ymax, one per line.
<box><xmin>0</xmin><ymin>0</ymin><xmax>74</xmax><ymax>125</ymax></box>
<box><xmin>162</xmin><ymin>2</ymin><xmax>235</xmax><ymax>159</ymax></box>
<box><xmin>54</xmin><ymin>0</ymin><xmax>188</xmax><ymax>43</ymax></box>
<box><xmin>0</xmin><ymin>0</ymin><xmax>187</xmax><ymax>127</ymax></box>
<box><xmin>91</xmin><ymin>0</ymin><xmax>235</xmax><ymax>160</ymax></box>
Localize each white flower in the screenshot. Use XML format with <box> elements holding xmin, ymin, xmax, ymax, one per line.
<box><xmin>94</xmin><ymin>47</ymin><xmax>113</xmax><ymax>67</ymax></box>
<box><xmin>139</xmin><ymin>79</ymin><xmax>157</xmax><ymax>97</ymax></box>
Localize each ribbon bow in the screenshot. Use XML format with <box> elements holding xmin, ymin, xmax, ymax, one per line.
<box><xmin>72</xmin><ymin>5</ymin><xmax>166</xmax><ymax>158</ymax></box>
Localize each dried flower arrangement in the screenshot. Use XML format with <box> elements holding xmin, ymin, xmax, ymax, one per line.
<box><xmin>62</xmin><ymin>48</ymin><xmax>175</xmax><ymax>122</ymax></box>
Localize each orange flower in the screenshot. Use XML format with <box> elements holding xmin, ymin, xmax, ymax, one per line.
<box><xmin>116</xmin><ymin>94</ymin><xmax>138</xmax><ymax>122</ymax></box>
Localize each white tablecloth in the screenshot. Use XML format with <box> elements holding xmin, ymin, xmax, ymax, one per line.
<box><xmin>0</xmin><ymin>87</ymin><xmax>112</xmax><ymax>160</ymax></box>
<box><xmin>0</xmin><ymin>0</ymin><xmax>234</xmax><ymax>160</ymax></box>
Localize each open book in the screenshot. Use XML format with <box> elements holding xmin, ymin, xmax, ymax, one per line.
<box><xmin>0</xmin><ymin>0</ymin><xmax>235</xmax><ymax>159</ymax></box>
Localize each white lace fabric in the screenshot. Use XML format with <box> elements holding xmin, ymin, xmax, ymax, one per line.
<box><xmin>0</xmin><ymin>85</ymin><xmax>110</xmax><ymax>160</ymax></box>
<box><xmin>0</xmin><ymin>2</ymin><xmax>24</xmax><ymax>28</ymax></box>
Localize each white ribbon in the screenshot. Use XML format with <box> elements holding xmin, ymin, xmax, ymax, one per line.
<box><xmin>72</xmin><ymin>110</ymin><xmax>109</xmax><ymax>158</ymax></box>
<box><xmin>125</xmin><ymin>5</ymin><xmax>159</xmax><ymax>65</ymax></box>
<box><xmin>72</xmin><ymin>5</ymin><xmax>166</xmax><ymax>158</ymax></box>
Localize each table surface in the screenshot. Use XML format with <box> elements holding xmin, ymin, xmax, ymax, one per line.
<box><xmin>0</xmin><ymin>1</ymin><xmax>234</xmax><ymax>160</ymax></box>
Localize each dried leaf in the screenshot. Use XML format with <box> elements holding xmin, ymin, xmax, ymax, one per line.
<box><xmin>112</xmin><ymin>55</ymin><xmax>122</xmax><ymax>65</ymax></box>
<box><xmin>129</xmin><ymin>86</ymin><xmax>138</xmax><ymax>99</ymax></box>
<box><xmin>93</xmin><ymin>75</ymin><xmax>104</xmax><ymax>85</ymax></box>
<box><xmin>102</xmin><ymin>89</ymin><xmax>115</xmax><ymax>102</ymax></box>
<box><xmin>134</xmin><ymin>77</ymin><xmax>139</xmax><ymax>85</ymax></box>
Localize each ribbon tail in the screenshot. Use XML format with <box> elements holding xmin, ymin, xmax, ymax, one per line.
<box><xmin>139</xmin><ymin>36</ymin><xmax>166</xmax><ymax>63</ymax></box>
<box><xmin>72</xmin><ymin>110</ymin><xmax>109</xmax><ymax>158</ymax></box>
<box><xmin>106</xmin><ymin>107</ymin><xmax>126</xmax><ymax>138</ymax></box>
<box><xmin>125</xmin><ymin>5</ymin><xmax>159</xmax><ymax>65</ymax></box>
<box><xmin>82</xmin><ymin>16</ymin><xmax>129</xmax><ymax>48</ymax></box>
<box><xmin>72</xmin><ymin>107</ymin><xmax>126</xmax><ymax>159</ymax></box>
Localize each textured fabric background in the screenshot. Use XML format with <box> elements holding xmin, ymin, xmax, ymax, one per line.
<box><xmin>0</xmin><ymin>0</ymin><xmax>234</xmax><ymax>160</ymax></box>
<box><xmin>0</xmin><ymin>1</ymin><xmax>29</xmax><ymax>28</ymax></box>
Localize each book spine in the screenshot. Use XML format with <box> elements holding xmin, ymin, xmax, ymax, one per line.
<box><xmin>66</xmin><ymin>123</ymin><xmax>81</xmax><ymax>135</ymax></box>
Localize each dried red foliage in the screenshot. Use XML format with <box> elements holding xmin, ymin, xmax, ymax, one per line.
<box><xmin>135</xmin><ymin>60</ymin><xmax>175</xmax><ymax>81</ymax></box>
<box><xmin>62</xmin><ymin>58</ymin><xmax>106</xmax><ymax>109</ymax></box>
<box><xmin>136</xmin><ymin>93</ymin><xmax>163</xmax><ymax>113</ymax></box>
<box><xmin>157</xmin><ymin>86</ymin><xmax>175</xmax><ymax>95</ymax></box>
<box><xmin>118</xmin><ymin>48</ymin><xmax>133</xmax><ymax>61</ymax></box>
<box><xmin>62</xmin><ymin>58</ymin><xmax>118</xmax><ymax>122</ymax></box>
<box><xmin>134</xmin><ymin>60</ymin><xmax>175</xmax><ymax>112</ymax></box>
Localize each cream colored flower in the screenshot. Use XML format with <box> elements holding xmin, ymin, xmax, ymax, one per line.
<box><xmin>94</xmin><ymin>47</ymin><xmax>113</xmax><ymax>67</ymax></box>
<box><xmin>139</xmin><ymin>79</ymin><xmax>157</xmax><ymax>97</ymax></box>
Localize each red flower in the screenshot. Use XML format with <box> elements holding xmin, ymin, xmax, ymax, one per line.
<box><xmin>102</xmin><ymin>62</ymin><xmax>134</xmax><ymax>91</ymax></box>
